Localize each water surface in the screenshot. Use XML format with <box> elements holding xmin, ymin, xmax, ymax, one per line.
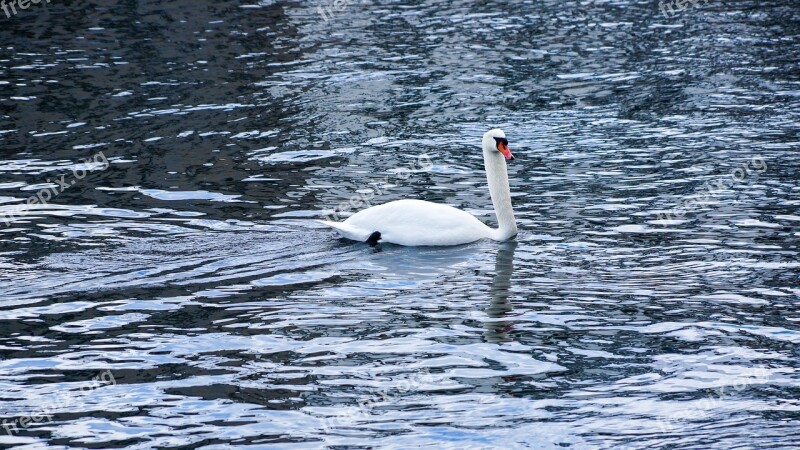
<box><xmin>1</xmin><ymin>0</ymin><xmax>799</xmax><ymax>448</ymax></box>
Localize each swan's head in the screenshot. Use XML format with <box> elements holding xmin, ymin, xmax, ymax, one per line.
<box><xmin>483</xmin><ymin>128</ymin><xmax>514</xmax><ymax>161</ymax></box>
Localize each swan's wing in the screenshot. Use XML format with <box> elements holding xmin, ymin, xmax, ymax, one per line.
<box><xmin>343</xmin><ymin>199</ymin><xmax>491</xmax><ymax>246</ymax></box>
<box><xmin>318</xmin><ymin>220</ymin><xmax>372</xmax><ymax>242</ymax></box>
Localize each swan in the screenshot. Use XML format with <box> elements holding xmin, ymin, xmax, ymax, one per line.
<box><xmin>320</xmin><ymin>128</ymin><xmax>517</xmax><ymax>246</ymax></box>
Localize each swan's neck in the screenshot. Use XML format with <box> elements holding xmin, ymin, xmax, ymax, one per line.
<box><xmin>484</xmin><ymin>150</ymin><xmax>517</xmax><ymax>241</ymax></box>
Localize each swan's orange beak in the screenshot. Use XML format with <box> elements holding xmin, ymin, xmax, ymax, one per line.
<box><xmin>498</xmin><ymin>141</ymin><xmax>514</xmax><ymax>161</ymax></box>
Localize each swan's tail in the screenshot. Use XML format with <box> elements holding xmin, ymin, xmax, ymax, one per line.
<box><xmin>318</xmin><ymin>220</ymin><xmax>372</xmax><ymax>242</ymax></box>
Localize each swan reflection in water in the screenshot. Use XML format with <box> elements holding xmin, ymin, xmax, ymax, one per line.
<box><xmin>349</xmin><ymin>239</ymin><xmax>518</xmax><ymax>343</ymax></box>
<box><xmin>483</xmin><ymin>241</ymin><xmax>518</xmax><ymax>343</ymax></box>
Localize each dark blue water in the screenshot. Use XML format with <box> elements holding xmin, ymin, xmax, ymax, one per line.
<box><xmin>1</xmin><ymin>1</ymin><xmax>799</xmax><ymax>448</ymax></box>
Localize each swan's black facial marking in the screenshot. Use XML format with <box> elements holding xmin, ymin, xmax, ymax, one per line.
<box><xmin>367</xmin><ymin>231</ymin><xmax>381</xmax><ymax>246</ymax></box>
<box><xmin>493</xmin><ymin>137</ymin><xmax>508</xmax><ymax>149</ymax></box>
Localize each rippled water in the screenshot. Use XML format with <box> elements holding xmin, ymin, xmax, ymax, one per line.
<box><xmin>2</xmin><ymin>0</ymin><xmax>799</xmax><ymax>448</ymax></box>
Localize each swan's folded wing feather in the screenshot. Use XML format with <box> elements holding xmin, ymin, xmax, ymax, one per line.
<box><xmin>318</xmin><ymin>220</ymin><xmax>372</xmax><ymax>242</ymax></box>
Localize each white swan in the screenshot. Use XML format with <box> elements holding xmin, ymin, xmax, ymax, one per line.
<box><xmin>320</xmin><ymin>128</ymin><xmax>517</xmax><ymax>246</ymax></box>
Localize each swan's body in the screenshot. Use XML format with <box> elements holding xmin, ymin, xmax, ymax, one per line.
<box><xmin>322</xmin><ymin>199</ymin><xmax>494</xmax><ymax>246</ymax></box>
<box><xmin>320</xmin><ymin>129</ymin><xmax>517</xmax><ymax>246</ymax></box>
